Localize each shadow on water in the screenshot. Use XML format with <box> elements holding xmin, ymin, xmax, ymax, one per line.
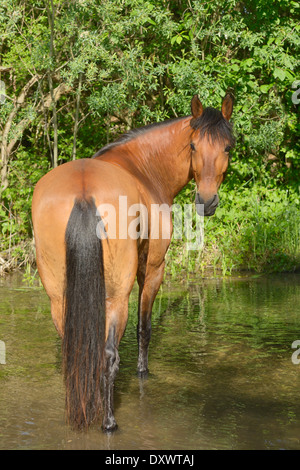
<box><xmin>1</xmin><ymin>272</ymin><xmax>300</xmax><ymax>449</ymax></box>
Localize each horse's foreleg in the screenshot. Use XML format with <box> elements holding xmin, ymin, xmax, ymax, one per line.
<box><xmin>137</xmin><ymin>262</ymin><xmax>165</xmax><ymax>377</ymax></box>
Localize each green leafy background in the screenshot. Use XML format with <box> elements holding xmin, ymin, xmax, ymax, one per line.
<box><xmin>0</xmin><ymin>0</ymin><xmax>299</xmax><ymax>276</ymax></box>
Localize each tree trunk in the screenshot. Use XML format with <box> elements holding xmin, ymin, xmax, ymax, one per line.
<box><xmin>0</xmin><ymin>74</ymin><xmax>39</xmax><ymax>195</ymax></box>
<box><xmin>0</xmin><ymin>78</ymin><xmax>71</xmax><ymax>195</ymax></box>
<box><xmin>47</xmin><ymin>0</ymin><xmax>58</xmax><ymax>168</ymax></box>
<box><xmin>72</xmin><ymin>72</ymin><xmax>83</xmax><ymax>161</ymax></box>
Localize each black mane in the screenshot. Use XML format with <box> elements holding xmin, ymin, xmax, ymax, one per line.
<box><xmin>93</xmin><ymin>108</ymin><xmax>234</xmax><ymax>158</ymax></box>
<box><xmin>191</xmin><ymin>107</ymin><xmax>235</xmax><ymax>146</ymax></box>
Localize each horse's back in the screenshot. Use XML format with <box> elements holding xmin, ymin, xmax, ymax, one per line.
<box><xmin>33</xmin><ymin>158</ymin><xmax>140</xmax><ymax>208</ymax></box>
<box><xmin>32</xmin><ymin>158</ymin><xmax>140</xmax><ymax>334</ymax></box>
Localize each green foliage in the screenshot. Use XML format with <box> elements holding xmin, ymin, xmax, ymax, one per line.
<box><xmin>0</xmin><ymin>0</ymin><xmax>299</xmax><ymax>275</ymax></box>
<box><xmin>205</xmin><ymin>184</ymin><xmax>300</xmax><ymax>274</ymax></box>
<box><xmin>166</xmin><ymin>181</ymin><xmax>300</xmax><ymax>277</ymax></box>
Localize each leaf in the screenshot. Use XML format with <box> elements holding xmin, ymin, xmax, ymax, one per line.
<box><xmin>242</xmin><ymin>58</ymin><xmax>254</xmax><ymax>69</ymax></box>
<box><xmin>274</xmin><ymin>68</ymin><xmax>286</xmax><ymax>81</ymax></box>
<box><xmin>147</xmin><ymin>19</ymin><xmax>156</xmax><ymax>26</ymax></box>
<box><xmin>260</xmin><ymin>84</ymin><xmax>272</xmax><ymax>93</ymax></box>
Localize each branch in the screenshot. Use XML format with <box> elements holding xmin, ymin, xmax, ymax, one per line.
<box><xmin>6</xmin><ymin>82</ymin><xmax>72</xmax><ymax>156</ymax></box>
<box><xmin>16</xmin><ymin>75</ymin><xmax>40</xmax><ymax>106</ymax></box>
<box><xmin>41</xmin><ymin>82</ymin><xmax>71</xmax><ymax>109</ymax></box>
<box><xmin>0</xmin><ymin>66</ymin><xmax>13</xmax><ymax>73</ymax></box>
<box><xmin>2</xmin><ymin>74</ymin><xmax>40</xmax><ymax>147</ymax></box>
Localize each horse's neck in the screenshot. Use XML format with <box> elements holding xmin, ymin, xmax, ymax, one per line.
<box><xmin>99</xmin><ymin>117</ymin><xmax>193</xmax><ymax>204</ymax></box>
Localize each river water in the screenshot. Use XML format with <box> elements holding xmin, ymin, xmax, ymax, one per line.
<box><xmin>0</xmin><ymin>272</ymin><xmax>300</xmax><ymax>450</ymax></box>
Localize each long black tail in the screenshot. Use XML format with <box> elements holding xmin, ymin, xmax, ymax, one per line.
<box><xmin>63</xmin><ymin>197</ymin><xmax>105</xmax><ymax>429</ymax></box>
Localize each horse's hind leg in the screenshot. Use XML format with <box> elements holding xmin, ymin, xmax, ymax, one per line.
<box><xmin>102</xmin><ymin>297</ymin><xmax>129</xmax><ymax>432</ymax></box>
<box><xmin>35</xmin><ymin>246</ymin><xmax>66</xmax><ymax>337</ymax></box>
<box><xmin>137</xmin><ymin>261</ymin><xmax>165</xmax><ymax>377</ymax></box>
<box><xmin>102</xmin><ymin>325</ymin><xmax>120</xmax><ymax>432</ymax></box>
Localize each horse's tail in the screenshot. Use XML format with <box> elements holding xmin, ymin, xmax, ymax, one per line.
<box><xmin>62</xmin><ymin>197</ymin><xmax>105</xmax><ymax>429</ymax></box>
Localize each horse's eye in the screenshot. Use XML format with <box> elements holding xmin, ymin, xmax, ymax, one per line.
<box><xmin>225</xmin><ymin>145</ymin><xmax>231</xmax><ymax>153</ymax></box>
<box><xmin>190</xmin><ymin>142</ymin><xmax>196</xmax><ymax>151</ymax></box>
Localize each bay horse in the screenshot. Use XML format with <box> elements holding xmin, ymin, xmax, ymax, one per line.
<box><xmin>31</xmin><ymin>94</ymin><xmax>234</xmax><ymax>432</ymax></box>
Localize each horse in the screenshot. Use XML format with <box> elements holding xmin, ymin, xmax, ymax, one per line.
<box><xmin>31</xmin><ymin>93</ymin><xmax>235</xmax><ymax>432</ymax></box>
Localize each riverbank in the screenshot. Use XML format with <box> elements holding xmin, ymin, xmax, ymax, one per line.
<box><xmin>0</xmin><ymin>240</ymin><xmax>35</xmax><ymax>277</ymax></box>
<box><xmin>1</xmin><ymin>241</ymin><xmax>300</xmax><ymax>286</ymax></box>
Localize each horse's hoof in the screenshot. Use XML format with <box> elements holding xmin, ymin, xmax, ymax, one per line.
<box><xmin>137</xmin><ymin>368</ymin><xmax>149</xmax><ymax>379</ymax></box>
<box><xmin>102</xmin><ymin>417</ymin><xmax>118</xmax><ymax>433</ymax></box>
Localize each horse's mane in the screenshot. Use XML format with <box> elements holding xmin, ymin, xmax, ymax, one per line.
<box><xmin>92</xmin><ymin>117</ymin><xmax>183</xmax><ymax>158</ymax></box>
<box><xmin>191</xmin><ymin>107</ymin><xmax>235</xmax><ymax>147</ymax></box>
<box><xmin>93</xmin><ymin>108</ymin><xmax>234</xmax><ymax>158</ymax></box>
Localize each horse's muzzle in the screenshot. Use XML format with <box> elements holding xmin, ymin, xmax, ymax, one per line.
<box><xmin>195</xmin><ymin>193</ymin><xmax>219</xmax><ymax>216</ymax></box>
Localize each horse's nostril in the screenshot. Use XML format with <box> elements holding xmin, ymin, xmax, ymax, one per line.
<box><xmin>195</xmin><ymin>193</ymin><xmax>219</xmax><ymax>217</ymax></box>
<box><xmin>195</xmin><ymin>193</ymin><xmax>205</xmax><ymax>205</ymax></box>
<box><xmin>207</xmin><ymin>194</ymin><xmax>219</xmax><ymax>208</ymax></box>
<box><xmin>196</xmin><ymin>193</ymin><xmax>219</xmax><ymax>207</ymax></box>
<box><xmin>211</xmin><ymin>194</ymin><xmax>218</xmax><ymax>206</ymax></box>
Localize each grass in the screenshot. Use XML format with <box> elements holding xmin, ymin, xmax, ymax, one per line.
<box><xmin>165</xmin><ymin>184</ymin><xmax>300</xmax><ymax>278</ymax></box>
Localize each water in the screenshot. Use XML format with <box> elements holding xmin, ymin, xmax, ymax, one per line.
<box><xmin>0</xmin><ymin>272</ymin><xmax>300</xmax><ymax>450</ymax></box>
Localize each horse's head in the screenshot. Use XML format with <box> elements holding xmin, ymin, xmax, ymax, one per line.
<box><xmin>189</xmin><ymin>94</ymin><xmax>235</xmax><ymax>216</ymax></box>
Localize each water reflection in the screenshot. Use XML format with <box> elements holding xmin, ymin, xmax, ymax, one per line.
<box><xmin>0</xmin><ymin>273</ymin><xmax>300</xmax><ymax>449</ymax></box>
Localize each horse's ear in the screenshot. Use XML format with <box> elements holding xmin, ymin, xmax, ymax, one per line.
<box><xmin>191</xmin><ymin>95</ymin><xmax>204</xmax><ymax>119</ymax></box>
<box><xmin>221</xmin><ymin>93</ymin><xmax>234</xmax><ymax>121</ymax></box>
